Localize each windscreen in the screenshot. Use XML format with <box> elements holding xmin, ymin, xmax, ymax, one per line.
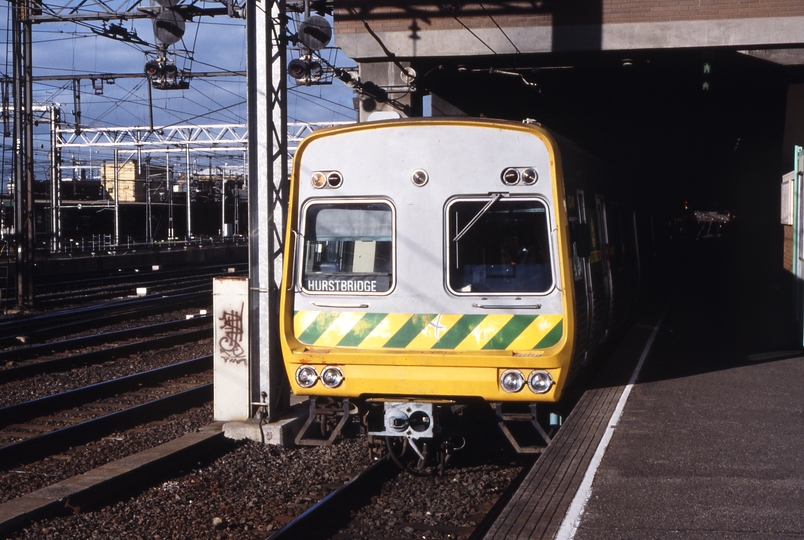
<box><xmin>448</xmin><ymin>198</ymin><xmax>553</xmax><ymax>294</ymax></box>
<box><xmin>301</xmin><ymin>201</ymin><xmax>394</xmax><ymax>294</ymax></box>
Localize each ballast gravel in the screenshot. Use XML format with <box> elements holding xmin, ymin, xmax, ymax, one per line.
<box><xmin>6</xmin><ymin>434</ymin><xmax>523</xmax><ymax>540</ymax></box>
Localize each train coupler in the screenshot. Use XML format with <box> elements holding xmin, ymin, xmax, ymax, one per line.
<box><xmin>365</xmin><ymin>401</ymin><xmax>438</xmax><ymax>440</ymax></box>
<box><xmin>494</xmin><ymin>402</ymin><xmax>558</xmax><ymax>454</ymax></box>
<box><xmin>365</xmin><ymin>400</ymin><xmax>463</xmax><ymax>475</ymax></box>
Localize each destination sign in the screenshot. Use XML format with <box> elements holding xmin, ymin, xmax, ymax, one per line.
<box><xmin>304</xmin><ymin>274</ymin><xmax>391</xmax><ymax>293</ymax></box>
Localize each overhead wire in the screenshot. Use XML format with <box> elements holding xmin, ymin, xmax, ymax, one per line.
<box><xmin>449</xmin><ymin>14</ymin><xmax>497</xmax><ymax>55</ymax></box>
<box><xmin>51</xmin><ymin>15</ymin><xmax>154</xmax><ymax>54</ymax></box>
<box><xmin>187</xmin><ymin>78</ymin><xmax>246</xmax><ymax>120</ymax></box>
<box><xmin>180</xmin><ymin>14</ymin><xmax>203</xmax><ymax>72</ymax></box>
<box><xmin>1</xmin><ymin>0</ymin><xmax>351</xmax><ymax>157</ymax></box>
<box><xmin>168</xmin><ymin>91</ymin><xmax>244</xmax><ymax>124</ymax></box>
<box><xmin>192</xmin><ymin>75</ymin><xmax>245</xmax><ymax>102</ymax></box>
<box><xmin>479</xmin><ymin>3</ymin><xmax>520</xmax><ymax>54</ymax></box>
<box><xmin>89</xmin><ymin>78</ymin><xmax>148</xmax><ymax>125</ymax></box>
<box><xmin>25</xmin><ymin>6</ymin><xmax>245</xmax><ymax>126</ymax></box>
<box><xmin>156</xmin><ymin>99</ymin><xmax>247</xmax><ymax>129</ymax></box>
<box><xmin>346</xmin><ymin>6</ymin><xmax>411</xmax><ymax>77</ymax></box>
<box><xmin>288</xmin><ymin>87</ymin><xmax>355</xmax><ymax>121</ymax></box>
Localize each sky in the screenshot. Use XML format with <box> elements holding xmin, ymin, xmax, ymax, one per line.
<box><xmin>0</xmin><ymin>0</ymin><xmax>358</xmax><ymax>184</ymax></box>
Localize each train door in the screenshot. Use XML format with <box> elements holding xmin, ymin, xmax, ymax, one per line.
<box><xmin>572</xmin><ymin>190</ymin><xmax>592</xmax><ymax>367</ymax></box>
<box><xmin>631</xmin><ymin>210</ymin><xmax>643</xmax><ymax>288</ymax></box>
<box><xmin>605</xmin><ymin>202</ymin><xmax>628</xmax><ymax>331</ymax></box>
<box><xmin>593</xmin><ymin>194</ymin><xmax>611</xmax><ymax>339</ymax></box>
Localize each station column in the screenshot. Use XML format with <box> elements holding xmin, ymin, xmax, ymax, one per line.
<box><xmin>247</xmin><ymin>0</ymin><xmax>289</xmax><ymax>421</ymax></box>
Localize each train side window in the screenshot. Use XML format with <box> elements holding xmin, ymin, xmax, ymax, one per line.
<box><xmin>447</xmin><ymin>197</ymin><xmax>553</xmax><ymax>294</ymax></box>
<box><xmin>572</xmin><ymin>222</ymin><xmax>591</xmax><ymax>258</ymax></box>
<box><xmin>300</xmin><ymin>201</ymin><xmax>394</xmax><ymax>294</ymax></box>
<box><xmin>607</xmin><ymin>203</ymin><xmax>622</xmax><ymax>268</ymax></box>
<box><xmin>571</xmin><ymin>190</ymin><xmax>589</xmax><ymax>280</ymax></box>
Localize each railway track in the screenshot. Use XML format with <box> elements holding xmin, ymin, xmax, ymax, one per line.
<box><xmin>0</xmin><ymin>297</ymin><xmax>218</xmax><ymax>520</ymax></box>
<box><xmin>0</xmin><ymin>289</ymin><xmax>212</xmax><ymax>348</ymax></box>
<box><xmin>0</xmin><ymin>265</ymin><xmax>544</xmax><ymax>539</ymax></box>
<box><xmin>267</xmin><ymin>425</ymin><xmax>529</xmax><ymax>540</ymax></box>
<box><xmin>1</xmin><ymin>261</ymin><xmax>245</xmax><ymax>312</ymax></box>
<box><xmin>267</xmin><ymin>456</ymin><xmax>398</xmax><ymax>540</ymax></box>
<box><xmin>0</xmin><ymin>356</ymin><xmax>212</xmax><ymax>468</ymax></box>
<box><xmin>0</xmin><ymin>404</ymin><xmax>533</xmax><ymax>539</ymax></box>
<box><xmin>1</xmin><ymin>316</ymin><xmax>211</xmax><ymax>380</ymax></box>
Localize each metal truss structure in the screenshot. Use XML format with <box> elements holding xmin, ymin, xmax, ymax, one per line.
<box><xmin>56</xmin><ymin>123</ymin><xmax>249</xmax><ymax>152</ymax></box>
<box><xmin>54</xmin><ymin>121</ymin><xmax>350</xmax><ymax>156</ymax></box>
<box><xmin>46</xmin><ymin>118</ymin><xmax>349</xmax><ymax>255</ymax></box>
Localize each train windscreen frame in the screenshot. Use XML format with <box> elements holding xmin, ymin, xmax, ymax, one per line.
<box><xmin>299</xmin><ymin>199</ymin><xmax>395</xmax><ymax>295</ymax></box>
<box><xmin>447</xmin><ymin>196</ymin><xmax>553</xmax><ymax>295</ymax></box>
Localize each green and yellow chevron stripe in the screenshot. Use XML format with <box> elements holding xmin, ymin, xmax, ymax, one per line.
<box><xmin>294</xmin><ymin>311</ymin><xmax>563</xmax><ymax>350</ymax></box>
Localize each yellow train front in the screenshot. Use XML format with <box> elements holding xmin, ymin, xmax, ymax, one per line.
<box><xmin>280</xmin><ymin>118</ymin><xmax>583</xmax><ymax>455</ymax></box>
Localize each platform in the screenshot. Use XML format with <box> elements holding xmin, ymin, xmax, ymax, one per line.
<box><xmin>482</xmin><ymin>234</ymin><xmax>801</xmax><ymax>539</ymax></box>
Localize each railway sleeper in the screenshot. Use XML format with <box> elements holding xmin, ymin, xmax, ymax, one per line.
<box><xmin>493</xmin><ymin>402</ymin><xmax>561</xmax><ymax>454</ymax></box>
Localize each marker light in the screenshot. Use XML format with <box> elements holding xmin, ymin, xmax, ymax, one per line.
<box><xmin>501</xmin><ymin>168</ymin><xmax>520</xmax><ymax>186</ymax></box>
<box><xmin>411</xmin><ymin>169</ymin><xmax>429</xmax><ymax>187</ymax></box>
<box><xmin>521</xmin><ymin>168</ymin><xmax>538</xmax><ymax>185</ymax></box>
<box><xmin>327</xmin><ymin>171</ymin><xmax>343</xmax><ymax>188</ymax></box>
<box><xmin>311</xmin><ymin>172</ymin><xmax>327</xmax><ymax>188</ymax></box>
<box><xmin>528</xmin><ymin>370</ymin><xmax>554</xmax><ymax>394</ymax></box>
<box><xmin>500</xmin><ymin>369</ymin><xmax>525</xmax><ymax>393</ymax></box>
<box><xmin>295</xmin><ymin>366</ymin><xmax>318</xmax><ymax>388</ymax></box>
<box><xmin>320</xmin><ymin>366</ymin><xmax>344</xmax><ymax>388</ymax></box>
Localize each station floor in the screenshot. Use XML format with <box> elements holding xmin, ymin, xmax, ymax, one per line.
<box><xmin>568</xmin><ymin>228</ymin><xmax>804</xmax><ymax>539</ymax></box>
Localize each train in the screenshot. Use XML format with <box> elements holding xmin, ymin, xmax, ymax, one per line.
<box><xmin>279</xmin><ymin>117</ymin><xmax>662</xmax><ymax>469</ymax></box>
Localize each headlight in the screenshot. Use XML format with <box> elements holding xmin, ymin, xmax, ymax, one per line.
<box><xmin>310</xmin><ymin>171</ymin><xmax>343</xmax><ymax>189</ymax></box>
<box><xmin>311</xmin><ymin>172</ymin><xmax>327</xmax><ymax>189</ymax></box>
<box><xmin>521</xmin><ymin>168</ymin><xmax>538</xmax><ymax>185</ymax></box>
<box><xmin>295</xmin><ymin>366</ymin><xmax>318</xmax><ymax>388</ymax></box>
<box><xmin>528</xmin><ymin>370</ymin><xmax>554</xmax><ymax>394</ymax></box>
<box><xmin>500</xmin><ymin>369</ymin><xmax>525</xmax><ymax>393</ymax></box>
<box><xmin>320</xmin><ymin>366</ymin><xmax>344</xmax><ymax>388</ymax></box>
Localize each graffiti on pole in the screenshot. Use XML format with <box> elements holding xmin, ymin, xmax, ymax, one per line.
<box><xmin>218</xmin><ymin>301</ymin><xmax>247</xmax><ymax>365</ymax></box>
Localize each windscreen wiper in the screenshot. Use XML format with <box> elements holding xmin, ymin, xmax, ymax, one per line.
<box><xmin>452</xmin><ymin>192</ymin><xmax>504</xmax><ymax>242</ymax></box>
